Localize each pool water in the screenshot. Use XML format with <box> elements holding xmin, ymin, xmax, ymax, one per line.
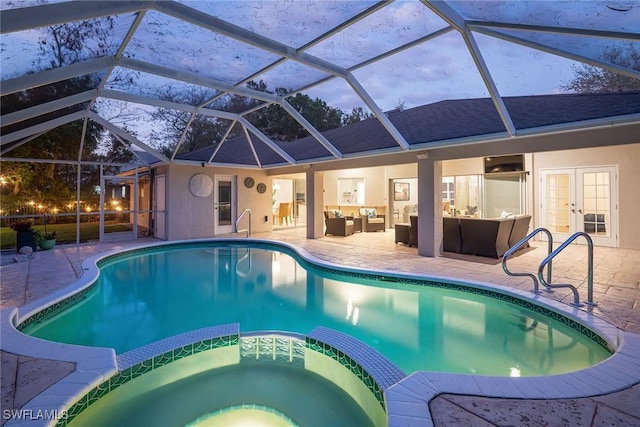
<box><xmin>24</xmin><ymin>243</ymin><xmax>611</xmax><ymax>376</ymax></box>
<box><xmin>68</xmin><ymin>360</ymin><xmax>374</xmax><ymax>427</ymax></box>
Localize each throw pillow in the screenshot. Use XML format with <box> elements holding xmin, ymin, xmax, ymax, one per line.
<box><xmin>366</xmin><ymin>208</ymin><xmax>376</xmax><ymax>219</ymax></box>
<box><xmin>467</xmin><ymin>205</ymin><xmax>478</xmax><ymax>215</ymax></box>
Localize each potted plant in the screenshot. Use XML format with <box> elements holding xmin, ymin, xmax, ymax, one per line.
<box><xmin>33</xmin><ymin>229</ymin><xmax>57</xmax><ymax>250</ymax></box>
<box><xmin>34</xmin><ymin>214</ymin><xmax>57</xmax><ymax>250</ymax></box>
<box><xmin>11</xmin><ymin>220</ymin><xmax>37</xmax><ymax>252</ymax></box>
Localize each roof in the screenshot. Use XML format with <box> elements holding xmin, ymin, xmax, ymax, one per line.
<box><xmin>1</xmin><ymin>1</ymin><xmax>639</xmax><ymax>169</ymax></box>
<box><xmin>177</xmin><ymin>92</ymin><xmax>640</xmax><ymax>166</ymax></box>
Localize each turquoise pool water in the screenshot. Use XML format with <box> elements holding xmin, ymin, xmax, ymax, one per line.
<box><xmin>23</xmin><ymin>242</ymin><xmax>611</xmax><ymax>376</ymax></box>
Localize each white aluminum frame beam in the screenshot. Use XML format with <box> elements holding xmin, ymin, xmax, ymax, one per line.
<box><xmin>100</xmin><ymin>89</ymin><xmax>239</xmax><ymax>121</ymax></box>
<box><xmin>345</xmin><ymin>74</ymin><xmax>411</xmax><ymax>150</ymax></box>
<box><xmin>119</xmin><ymin>58</ymin><xmax>282</xmax><ymax>104</ymax></box>
<box><xmin>466</xmin><ymin>21</ymin><xmax>640</xmax><ymax>42</ymax></box>
<box><xmin>1</xmin><ymin>90</ymin><xmax>97</xmax><ymax>127</ymax></box>
<box><xmin>242</xmin><ymin>125</ymin><xmax>262</xmax><ymax>168</ymax></box>
<box><xmin>0</xmin><ymin>1</ymin><xmax>149</xmax><ymax>34</ymax></box>
<box><xmin>0</xmin><ymin>131</ymin><xmax>46</xmax><ymax>156</ymax></box>
<box><xmin>279</xmin><ymin>102</ymin><xmax>342</xmax><ymax>159</ymax></box>
<box><xmin>155</xmin><ymin>1</ymin><xmax>348</xmax><ymax>78</ymax></box>
<box><xmin>471</xmin><ymin>26</ymin><xmax>640</xmax><ymax>81</ymax></box>
<box><xmin>424</xmin><ymin>1</ymin><xmax>516</xmax><ymax>137</ymax></box>
<box><xmin>1</xmin><ymin>57</ymin><xmax>116</xmax><ymax>96</ymax></box>
<box><xmin>110</xmin><ymin>132</ymin><xmax>151</xmax><ymax>166</ymax></box>
<box><xmin>1</xmin><ymin>110</ymin><xmax>86</xmax><ymax>144</ymax></box>
<box><xmin>237</xmin><ymin>117</ymin><xmax>296</xmax><ymax>164</ymax></box>
<box><xmin>207</xmin><ymin>121</ymin><xmax>237</xmax><ymax>164</ymax></box>
<box><xmin>89</xmin><ymin>112</ymin><xmax>170</xmax><ymax>163</ymax></box>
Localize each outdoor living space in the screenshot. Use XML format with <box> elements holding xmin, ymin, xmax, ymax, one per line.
<box><xmin>2</xmin><ymin>1</ymin><xmax>640</xmax><ymax>425</ymax></box>
<box><xmin>2</xmin><ymin>230</ymin><xmax>640</xmax><ymax>425</ymax></box>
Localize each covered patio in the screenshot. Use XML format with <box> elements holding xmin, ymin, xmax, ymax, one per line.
<box><xmin>2</xmin><ymin>1</ymin><xmax>639</xmax><ymax>426</ymax></box>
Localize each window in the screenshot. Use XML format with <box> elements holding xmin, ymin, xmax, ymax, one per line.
<box><xmin>338</xmin><ymin>178</ymin><xmax>365</xmax><ymax>205</ymax></box>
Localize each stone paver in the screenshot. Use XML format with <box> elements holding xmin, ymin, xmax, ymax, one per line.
<box><xmin>1</xmin><ymin>230</ymin><xmax>639</xmax><ymax>425</ymax></box>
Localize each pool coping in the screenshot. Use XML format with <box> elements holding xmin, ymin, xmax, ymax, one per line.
<box><xmin>1</xmin><ymin>238</ymin><xmax>639</xmax><ymax>426</ymax></box>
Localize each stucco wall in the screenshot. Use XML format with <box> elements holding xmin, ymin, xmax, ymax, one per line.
<box><xmin>163</xmin><ymin>165</ymin><xmax>272</xmax><ymax>240</ymax></box>
<box><xmin>532</xmin><ymin>143</ymin><xmax>640</xmax><ymax>250</ymax></box>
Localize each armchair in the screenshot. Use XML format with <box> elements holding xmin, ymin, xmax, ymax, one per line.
<box><xmin>324</xmin><ymin>211</ymin><xmax>355</xmax><ymax>236</ymax></box>
<box><xmin>359</xmin><ymin>208</ymin><xmax>386</xmax><ymax>232</ymax></box>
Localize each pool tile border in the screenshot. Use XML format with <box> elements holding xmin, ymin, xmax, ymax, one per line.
<box><xmin>307</xmin><ymin>326</ymin><xmax>407</xmax><ymax>410</ymax></box>
<box><xmin>2</xmin><ymin>238</ymin><xmax>637</xmax><ymax>427</ymax></box>
<box><xmin>14</xmin><ymin>239</ymin><xmax>614</xmax><ymax>355</ymax></box>
<box><xmin>57</xmin><ymin>324</ymin><xmax>240</xmax><ymax>426</ymax></box>
<box><xmin>54</xmin><ymin>325</ymin><xmax>395</xmax><ymax>426</ymax></box>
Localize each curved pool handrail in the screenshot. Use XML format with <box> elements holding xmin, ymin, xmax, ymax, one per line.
<box><xmin>236</xmin><ymin>208</ymin><xmax>252</xmax><ymax>237</ymax></box>
<box><xmin>538</xmin><ymin>231</ymin><xmax>596</xmax><ymax>308</ymax></box>
<box><xmin>502</xmin><ymin>227</ymin><xmax>554</xmax><ymax>294</ymax></box>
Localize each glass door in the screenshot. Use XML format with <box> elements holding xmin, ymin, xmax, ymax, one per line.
<box><xmin>576</xmin><ymin>167</ymin><xmax>616</xmax><ymax>247</ymax></box>
<box><xmin>154</xmin><ymin>174</ymin><xmax>166</xmax><ymax>239</ymax></box>
<box><xmin>541</xmin><ymin>167</ymin><xmax>617</xmax><ymax>247</ymax></box>
<box><xmin>99</xmin><ymin>175</ymin><xmax>137</xmax><ymax>242</ymax></box>
<box><xmin>214</xmin><ymin>175</ymin><xmax>235</xmax><ymax>235</ymax></box>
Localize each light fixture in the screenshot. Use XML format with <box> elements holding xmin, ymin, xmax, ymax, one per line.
<box><xmin>416</xmin><ymin>151</ymin><xmax>429</xmax><ymax>160</ymax></box>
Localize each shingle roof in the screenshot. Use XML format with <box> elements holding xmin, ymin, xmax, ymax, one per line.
<box><xmin>177</xmin><ymin>91</ymin><xmax>640</xmax><ymax>166</ymax></box>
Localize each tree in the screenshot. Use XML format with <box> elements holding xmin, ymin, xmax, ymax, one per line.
<box><xmin>150</xmin><ymin>87</ymin><xmax>248</xmax><ymax>157</ymax></box>
<box><xmin>246</xmin><ymin>86</ymin><xmax>344</xmax><ymax>141</ymax></box>
<box><xmin>151</xmin><ymin>81</ymin><xmax>349</xmax><ymax>155</ymax></box>
<box><xmin>561</xmin><ymin>46</ymin><xmax>640</xmax><ymax>93</ymax></box>
<box><xmin>342</xmin><ymin>107</ymin><xmax>375</xmax><ymax>125</ymax></box>
<box><xmin>1</xmin><ymin>16</ymin><xmax>124</xmax><ymax>217</ymax></box>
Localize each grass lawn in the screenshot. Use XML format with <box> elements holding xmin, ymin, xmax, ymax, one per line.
<box><xmin>1</xmin><ymin>222</ymin><xmax>133</xmax><ymax>250</ymax></box>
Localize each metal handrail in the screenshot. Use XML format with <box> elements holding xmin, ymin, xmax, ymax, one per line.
<box><xmin>235</xmin><ymin>209</ymin><xmax>251</xmax><ymax>237</ymax></box>
<box><xmin>502</xmin><ymin>228</ymin><xmax>554</xmax><ymax>294</ymax></box>
<box><xmin>538</xmin><ymin>232</ymin><xmax>596</xmax><ymax>307</ymax></box>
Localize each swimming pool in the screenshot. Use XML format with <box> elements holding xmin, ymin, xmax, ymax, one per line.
<box><xmin>3</xmin><ymin>238</ymin><xmax>638</xmax><ymax>426</ymax></box>
<box><xmin>20</xmin><ymin>241</ymin><xmax>612</xmax><ymax>377</ymax></box>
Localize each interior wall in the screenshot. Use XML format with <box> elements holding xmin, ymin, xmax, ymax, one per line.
<box><xmin>532</xmin><ymin>143</ymin><xmax>640</xmax><ymax>250</ymax></box>
<box><xmin>442</xmin><ymin>158</ymin><xmax>483</xmax><ymax>176</ymax></box>
<box><xmin>163</xmin><ymin>165</ymin><xmax>271</xmax><ymax>240</ymax></box>
<box><xmin>323</xmin><ymin>167</ymin><xmax>387</xmax><ymax>207</ymax></box>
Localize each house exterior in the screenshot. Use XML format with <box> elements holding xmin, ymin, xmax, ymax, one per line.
<box><xmin>136</xmin><ymin>93</ymin><xmax>640</xmax><ymax>253</ymax></box>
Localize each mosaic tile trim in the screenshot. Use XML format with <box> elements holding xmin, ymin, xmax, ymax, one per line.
<box><xmin>56</xmin><ymin>330</ymin><xmax>239</xmax><ymax>427</ymax></box>
<box><xmin>307</xmin><ymin>327</ymin><xmax>406</xmax><ymax>410</ymax></box>
<box><xmin>16</xmin><ymin>284</ymin><xmax>96</xmax><ymax>331</ymax></box>
<box><xmin>304</xmin><ymin>263</ymin><xmax>614</xmax><ymax>354</ymax></box>
<box><xmin>20</xmin><ymin>240</ymin><xmax>612</xmax><ymax>367</ymax></box>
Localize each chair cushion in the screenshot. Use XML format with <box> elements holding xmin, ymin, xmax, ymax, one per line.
<box><xmin>368</xmin><ymin>217</ymin><xmax>384</xmax><ymax>224</ymax></box>
<box><xmin>361</xmin><ymin>208</ymin><xmax>376</xmax><ymax>218</ymax></box>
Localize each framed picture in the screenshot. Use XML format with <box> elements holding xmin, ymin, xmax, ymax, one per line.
<box><xmin>394</xmin><ymin>182</ymin><xmax>410</xmax><ymax>201</ymax></box>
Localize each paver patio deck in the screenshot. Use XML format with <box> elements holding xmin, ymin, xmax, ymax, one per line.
<box><xmin>1</xmin><ymin>228</ymin><xmax>639</xmax><ymax>426</ymax></box>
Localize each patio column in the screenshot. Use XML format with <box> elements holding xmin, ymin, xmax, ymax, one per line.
<box><xmin>417</xmin><ymin>156</ymin><xmax>443</xmax><ymax>257</ymax></box>
<box><xmin>306</xmin><ymin>170</ymin><xmax>324</xmax><ymax>239</ymax></box>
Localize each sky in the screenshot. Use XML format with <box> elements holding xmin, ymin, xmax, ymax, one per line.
<box><xmin>2</xmin><ymin>0</ymin><xmax>638</xmax><ymax>148</ymax></box>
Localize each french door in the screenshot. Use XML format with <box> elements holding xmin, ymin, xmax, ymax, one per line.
<box><xmin>214</xmin><ymin>175</ymin><xmax>235</xmax><ymax>235</ymax></box>
<box><xmin>540</xmin><ymin>167</ymin><xmax>617</xmax><ymax>247</ymax></box>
